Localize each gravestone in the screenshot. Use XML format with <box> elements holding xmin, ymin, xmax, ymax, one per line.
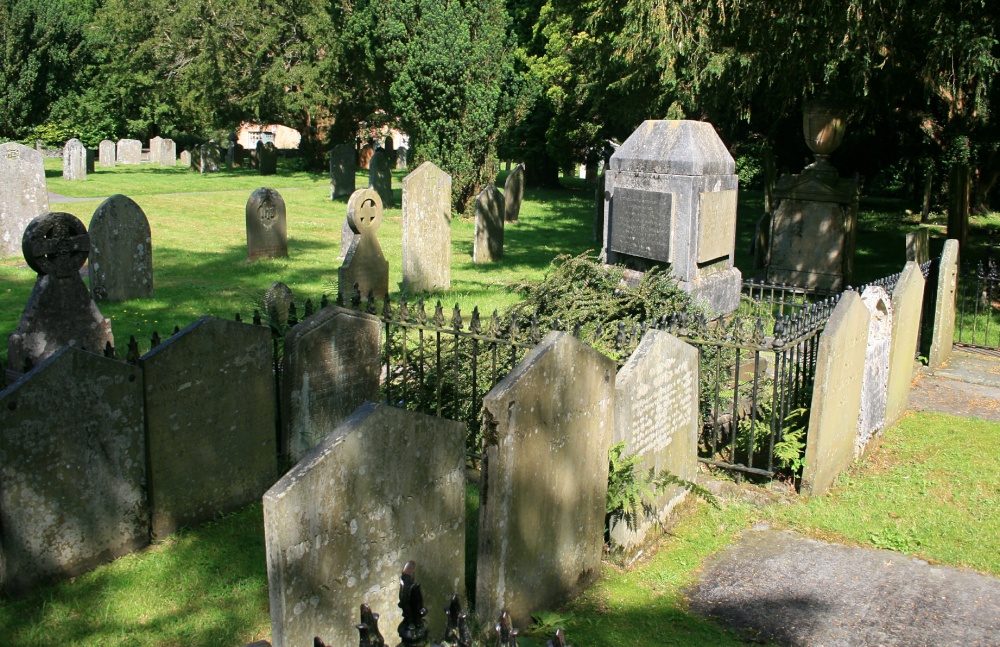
<box><xmin>259</xmin><ymin>141</ymin><xmax>278</xmax><ymax>176</ymax></box>
<box><xmin>359</xmin><ymin>144</ymin><xmax>374</xmax><ymax>170</ymax></box>
<box><xmin>148</xmin><ymin>136</ymin><xmax>164</xmax><ymax>164</ymax></box>
<box><xmin>179</xmin><ymin>150</ymin><xmax>192</xmax><ymax>168</ymax></box>
<box><xmin>0</xmin><ymin>347</ymin><xmax>148</xmax><ymax>595</ymax></box>
<box><xmin>802</xmin><ymin>291</ymin><xmax>870</xmax><ymax>496</ymax></box>
<box><xmin>98</xmin><ymin>140</ymin><xmax>116</xmax><ymax>167</ymax></box>
<box><xmin>338</xmin><ymin>188</ymin><xmax>389</xmax><ymax>300</ymax></box>
<box><xmin>86</xmin><ymin>148</ymin><xmax>95</xmax><ymax>173</ymax></box>
<box><xmin>906</xmin><ymin>228</ymin><xmax>930</xmax><ymax>264</ymax></box>
<box><xmin>402</xmin><ymin>161</ymin><xmax>452</xmax><ymax>292</ymax></box>
<box><xmin>473</xmin><ymin>184</ymin><xmax>504</xmax><ymax>263</ymax></box>
<box><xmin>7</xmin><ymin>212</ymin><xmax>113</xmax><ymax>373</ymax></box>
<box><xmin>593</xmin><ymin>172</ymin><xmax>605</xmax><ymax>242</ymax></box>
<box><xmin>264</xmin><ymin>402</ymin><xmax>466</xmax><ymax>647</ymax></box>
<box><xmin>281</xmin><ymin>306</ymin><xmax>382</xmax><ymax>462</ymax></box>
<box><xmin>117</xmin><ymin>139</ymin><xmax>142</xmax><ymax>165</ymax></box>
<box><xmin>62</xmin><ymin>138</ymin><xmax>87</xmax><ymax>181</ymax></box>
<box><xmin>201</xmin><ymin>141</ymin><xmax>221</xmax><ymax>173</ymax></box>
<box><xmin>477</xmin><ymin>331</ymin><xmax>615</xmax><ymax>627</ymax></box>
<box><xmin>610</xmin><ymin>330</ymin><xmax>698</xmax><ymax>550</ymax></box>
<box><xmin>0</xmin><ymin>143</ymin><xmax>50</xmax><ymax>258</ymax></box>
<box><xmin>246</xmin><ymin>187</ymin><xmax>288</xmax><ymax>260</ymax></box>
<box><xmin>603</xmin><ymin>120</ymin><xmax>742</xmax><ymax>314</ymax></box>
<box><xmin>396</xmin><ymin>146</ymin><xmax>408</xmax><ymax>170</ymax></box>
<box><xmin>368</xmin><ymin>149</ymin><xmax>393</xmax><ymax>208</ymax></box>
<box><xmin>856</xmin><ymin>286</ymin><xmax>892</xmax><ymax>457</ymax></box>
<box><xmin>140</xmin><ymin>316</ymin><xmax>276</xmax><ymax>539</ymax></box>
<box><xmin>338</xmin><ymin>214</ymin><xmax>357</xmax><ymax>261</ymax></box>
<box><xmin>503</xmin><ymin>163</ymin><xmax>525</xmax><ymax>222</ymax></box>
<box><xmin>227</xmin><ymin>141</ymin><xmax>235</xmax><ymax>167</ymax></box>
<box><xmin>928</xmin><ymin>239</ymin><xmax>960</xmax><ymax>369</ymax></box>
<box><xmin>155</xmin><ymin>138</ymin><xmax>176</xmax><ymax>166</ymax></box>
<box><xmin>885</xmin><ymin>262</ymin><xmax>925</xmax><ymax>428</ymax></box>
<box><xmin>330</xmin><ymin>144</ymin><xmax>357</xmax><ymax>200</ymax></box>
<box><xmin>232</xmin><ymin>142</ymin><xmax>246</xmax><ymax>168</ymax></box>
<box><xmin>88</xmin><ymin>194</ymin><xmax>154</xmax><ymax>302</ymax></box>
<box><xmin>264</xmin><ymin>281</ymin><xmax>295</xmax><ymax>330</ymax></box>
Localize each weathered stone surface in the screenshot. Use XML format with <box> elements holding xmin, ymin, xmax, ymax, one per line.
<box><xmin>0</xmin><ymin>143</ymin><xmax>49</xmax><ymax>258</ymax></box>
<box><xmin>765</xmin><ymin>193</ymin><xmax>857</xmax><ymax>291</ymax></box>
<box><xmin>201</xmin><ymin>141</ymin><xmax>221</xmax><ymax>173</ymax></box>
<box><xmin>338</xmin><ymin>188</ymin><xmax>389</xmax><ymax>301</ymax></box>
<box><xmin>396</xmin><ymin>146</ymin><xmax>408</xmax><ymax>170</ymax></box>
<box><xmin>151</xmin><ymin>137</ymin><xmax>176</xmax><ymax>167</ymax></box>
<box><xmin>402</xmin><ymin>162</ymin><xmax>452</xmax><ymax>292</ymax></box>
<box><xmin>88</xmin><ymin>195</ymin><xmax>154</xmax><ymax>302</ymax></box>
<box><xmin>148</xmin><ymin>136</ymin><xmax>164</xmax><ymax>165</ymax></box>
<box><xmin>246</xmin><ymin>187</ymin><xmax>288</xmax><ymax>261</ymax></box>
<box><xmin>884</xmin><ymin>262</ymin><xmax>925</xmax><ymax>428</ymax></box>
<box><xmin>116</xmin><ymin>139</ymin><xmax>141</xmax><ymax>165</ymax></box>
<box><xmin>264</xmin><ymin>281</ymin><xmax>295</xmax><ymax>330</ymax></box>
<box><xmin>338</xmin><ymin>214</ymin><xmax>357</xmax><ymax>261</ymax></box>
<box><xmin>610</xmin><ymin>330</ymin><xmax>698</xmax><ymax>550</ymax></box>
<box><xmin>905</xmin><ymin>228</ymin><xmax>930</xmax><ymax>264</ymax></box>
<box><xmin>503</xmin><ymin>164</ymin><xmax>525</xmax><ymax>222</ymax></box>
<box><xmin>856</xmin><ymin>286</ymin><xmax>892</xmax><ymax>457</ymax></box>
<box><xmin>473</xmin><ymin>184</ymin><xmax>504</xmax><ymax>264</ymax></box>
<box><xmin>802</xmin><ymin>291</ymin><xmax>870</xmax><ymax>496</ymax></box>
<box><xmin>259</xmin><ymin>141</ymin><xmax>278</xmax><ymax>176</ymax></box>
<box><xmin>477</xmin><ymin>331</ymin><xmax>615</xmax><ymax>627</ymax></box>
<box><xmin>928</xmin><ymin>240</ymin><xmax>959</xmax><ymax>369</ymax></box>
<box><xmin>98</xmin><ymin>140</ymin><xmax>116</xmax><ymax>167</ymax></box>
<box><xmin>330</xmin><ymin>144</ymin><xmax>356</xmax><ymax>200</ymax></box>
<box><xmin>280</xmin><ymin>306</ymin><xmax>381</xmax><ymax>462</ymax></box>
<box><xmin>0</xmin><ymin>347</ymin><xmax>147</xmax><ymax>595</ymax></box>
<box><xmin>62</xmin><ymin>138</ymin><xmax>87</xmax><ymax>181</ymax></box>
<box><xmin>368</xmin><ymin>149</ymin><xmax>393</xmax><ymax>208</ymax></box>
<box><xmin>140</xmin><ymin>316</ymin><xmax>276</xmax><ymax>539</ymax></box>
<box><xmin>179</xmin><ymin>150</ymin><xmax>192</xmax><ymax>169</ymax></box>
<box><xmin>8</xmin><ymin>213</ymin><xmax>113</xmax><ymax>373</ymax></box>
<box><xmin>264</xmin><ymin>402</ymin><xmax>466</xmax><ymax>647</ymax></box>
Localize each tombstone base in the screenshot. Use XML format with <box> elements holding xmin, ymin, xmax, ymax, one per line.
<box><xmin>678</xmin><ymin>266</ymin><xmax>742</xmax><ymax>316</ymax></box>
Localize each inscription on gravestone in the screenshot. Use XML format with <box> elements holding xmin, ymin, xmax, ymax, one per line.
<box><xmin>246</xmin><ymin>187</ymin><xmax>288</xmax><ymax>261</ymax></box>
<box><xmin>856</xmin><ymin>286</ymin><xmax>892</xmax><ymax>457</ymax></box>
<box><xmin>609</xmin><ymin>188</ymin><xmax>673</xmax><ymax>262</ymax></box>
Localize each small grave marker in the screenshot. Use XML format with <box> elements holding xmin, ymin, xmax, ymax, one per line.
<box><xmin>246</xmin><ymin>187</ymin><xmax>288</xmax><ymax>260</ymax></box>
<box><xmin>473</xmin><ymin>184</ymin><xmax>504</xmax><ymax>263</ymax></box>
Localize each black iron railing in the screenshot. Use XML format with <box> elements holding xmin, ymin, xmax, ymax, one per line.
<box><xmin>956</xmin><ymin>260</ymin><xmax>1000</xmax><ymax>351</ymax></box>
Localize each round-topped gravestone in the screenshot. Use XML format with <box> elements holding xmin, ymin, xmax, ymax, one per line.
<box><xmin>88</xmin><ymin>195</ymin><xmax>154</xmax><ymax>301</ymax></box>
<box><xmin>22</xmin><ymin>211</ymin><xmax>90</xmax><ymax>278</ymax></box>
<box><xmin>338</xmin><ymin>188</ymin><xmax>388</xmax><ymax>300</ymax></box>
<box><xmin>246</xmin><ymin>187</ymin><xmax>288</xmax><ymax>261</ymax></box>
<box><xmin>368</xmin><ymin>149</ymin><xmax>393</xmax><ymax>207</ymax></box>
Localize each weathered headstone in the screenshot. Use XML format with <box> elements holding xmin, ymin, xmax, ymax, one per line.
<box><xmin>117</xmin><ymin>139</ymin><xmax>142</xmax><ymax>165</ymax></box>
<box><xmin>802</xmin><ymin>291</ymin><xmax>870</xmax><ymax>496</ymax></box>
<box><xmin>98</xmin><ymin>140</ymin><xmax>116</xmax><ymax>167</ymax></box>
<box><xmin>928</xmin><ymin>239</ymin><xmax>959</xmax><ymax>369</ymax></box>
<box><xmin>7</xmin><ymin>212</ymin><xmax>113</xmax><ymax>373</ymax></box>
<box><xmin>280</xmin><ymin>306</ymin><xmax>381</xmax><ymax>463</ymax></box>
<box><xmin>264</xmin><ymin>402</ymin><xmax>466</xmax><ymax>647</ymax></box>
<box><xmin>906</xmin><ymin>228</ymin><xmax>930</xmax><ymax>265</ymax></box>
<box><xmin>0</xmin><ymin>143</ymin><xmax>50</xmax><ymax>258</ymax></box>
<box><xmin>603</xmin><ymin>120</ymin><xmax>742</xmax><ymax>314</ymax></box>
<box><xmin>368</xmin><ymin>149</ymin><xmax>393</xmax><ymax>208</ymax></box>
<box><xmin>148</xmin><ymin>136</ymin><xmax>164</xmax><ymax>165</ymax></box>
<box><xmin>610</xmin><ymin>329</ymin><xmax>698</xmax><ymax>550</ymax></box>
<box><xmin>396</xmin><ymin>146</ymin><xmax>408</xmax><ymax>170</ymax></box>
<box><xmin>884</xmin><ymin>262</ymin><xmax>925</xmax><ymax>428</ymax></box>
<box><xmin>259</xmin><ymin>141</ymin><xmax>278</xmax><ymax>176</ymax></box>
<box><xmin>329</xmin><ymin>144</ymin><xmax>356</xmax><ymax>200</ymax></box>
<box><xmin>477</xmin><ymin>331</ymin><xmax>615</xmax><ymax>627</ymax></box>
<box><xmin>140</xmin><ymin>316</ymin><xmax>276</xmax><ymax>539</ymax></box>
<box><xmin>153</xmin><ymin>137</ymin><xmax>176</xmax><ymax>167</ymax></box>
<box><xmin>473</xmin><ymin>184</ymin><xmax>504</xmax><ymax>263</ymax></box>
<box><xmin>264</xmin><ymin>281</ymin><xmax>294</xmax><ymax>330</ymax></box>
<box><xmin>246</xmin><ymin>187</ymin><xmax>288</xmax><ymax>261</ymax></box>
<box><xmin>338</xmin><ymin>188</ymin><xmax>389</xmax><ymax>300</ymax></box>
<box><xmin>0</xmin><ymin>347</ymin><xmax>148</xmax><ymax>595</ymax></box>
<box><xmin>62</xmin><ymin>138</ymin><xmax>87</xmax><ymax>181</ymax></box>
<box><xmin>179</xmin><ymin>149</ymin><xmax>192</xmax><ymax>169</ymax></box>
<box><xmin>201</xmin><ymin>141</ymin><xmax>221</xmax><ymax>173</ymax></box>
<box><xmin>503</xmin><ymin>163</ymin><xmax>525</xmax><ymax>222</ymax></box>
<box><xmin>856</xmin><ymin>285</ymin><xmax>892</xmax><ymax>457</ymax></box>
<box><xmin>402</xmin><ymin>161</ymin><xmax>452</xmax><ymax>292</ymax></box>
<box><xmin>88</xmin><ymin>194</ymin><xmax>154</xmax><ymax>302</ymax></box>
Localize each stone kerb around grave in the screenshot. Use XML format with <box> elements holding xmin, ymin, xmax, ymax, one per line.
<box><xmin>402</xmin><ymin>161</ymin><xmax>452</xmax><ymax>292</ymax></box>
<box><xmin>264</xmin><ymin>401</ymin><xmax>466</xmax><ymax>647</ymax></box>
<box><xmin>610</xmin><ymin>329</ymin><xmax>698</xmax><ymax>551</ymax></box>
<box><xmin>884</xmin><ymin>262</ymin><xmax>926</xmax><ymax>428</ymax></box>
<box><xmin>477</xmin><ymin>331</ymin><xmax>616</xmax><ymax>628</ymax></box>
<box><xmin>139</xmin><ymin>316</ymin><xmax>276</xmax><ymax>539</ymax></box>
<box><xmin>0</xmin><ymin>142</ymin><xmax>50</xmax><ymax>258</ymax></box>
<box><xmin>88</xmin><ymin>195</ymin><xmax>154</xmax><ymax>302</ymax></box>
<box><xmin>928</xmin><ymin>239</ymin><xmax>959</xmax><ymax>369</ymax></box>
<box><xmin>0</xmin><ymin>347</ymin><xmax>148</xmax><ymax>595</ymax></box>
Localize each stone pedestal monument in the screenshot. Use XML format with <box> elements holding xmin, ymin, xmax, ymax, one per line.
<box><xmin>602</xmin><ymin>120</ymin><xmax>742</xmax><ymax>314</ymax></box>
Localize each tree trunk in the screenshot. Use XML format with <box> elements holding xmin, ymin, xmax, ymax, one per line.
<box><xmin>948</xmin><ymin>163</ymin><xmax>970</xmax><ymax>250</ymax></box>
<box><xmin>920</xmin><ymin>165</ymin><xmax>933</xmax><ymax>223</ymax></box>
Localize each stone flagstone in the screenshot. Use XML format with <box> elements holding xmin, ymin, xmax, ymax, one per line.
<box><xmin>246</xmin><ymin>187</ymin><xmax>288</xmax><ymax>261</ymax></box>
<box><xmin>402</xmin><ymin>161</ymin><xmax>452</xmax><ymax>292</ymax></box>
<box><xmin>473</xmin><ymin>184</ymin><xmax>504</xmax><ymax>263</ymax></box>
<box><xmin>0</xmin><ymin>142</ymin><xmax>49</xmax><ymax>258</ymax></box>
<box><xmin>88</xmin><ymin>194</ymin><xmax>154</xmax><ymax>302</ymax></box>
<box><xmin>338</xmin><ymin>188</ymin><xmax>389</xmax><ymax>301</ymax></box>
<box><xmin>503</xmin><ymin>163</ymin><xmax>525</xmax><ymax>222</ymax></box>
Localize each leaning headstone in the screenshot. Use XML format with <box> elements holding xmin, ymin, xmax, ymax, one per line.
<box><xmin>280</xmin><ymin>306</ymin><xmax>381</xmax><ymax>463</ymax></box>
<box><xmin>928</xmin><ymin>239</ymin><xmax>959</xmax><ymax>369</ymax></box>
<box><xmin>884</xmin><ymin>262</ymin><xmax>925</xmax><ymax>428</ymax></box>
<box><xmin>473</xmin><ymin>184</ymin><xmax>504</xmax><ymax>263</ymax></box>
<box><xmin>0</xmin><ymin>142</ymin><xmax>50</xmax><ymax>258</ymax></box>
<box><xmin>88</xmin><ymin>194</ymin><xmax>154</xmax><ymax>302</ymax></box>
<box><xmin>0</xmin><ymin>347</ymin><xmax>147</xmax><ymax>595</ymax></box>
<box><xmin>396</xmin><ymin>145</ymin><xmax>408</xmax><ymax>170</ymax></box>
<box><xmin>246</xmin><ymin>187</ymin><xmax>288</xmax><ymax>261</ymax></box>
<box><xmin>179</xmin><ymin>149</ymin><xmax>192</xmax><ymax>169</ymax></box>
<box><xmin>117</xmin><ymin>139</ymin><xmax>142</xmax><ymax>165</ymax></box>
<box><xmin>62</xmin><ymin>138</ymin><xmax>87</xmax><ymax>181</ymax></box>
<box><xmin>856</xmin><ymin>285</ymin><xmax>892</xmax><ymax>458</ymax></box>
<box><xmin>477</xmin><ymin>331</ymin><xmax>615</xmax><ymax>627</ymax></box>
<box><xmin>368</xmin><ymin>149</ymin><xmax>393</xmax><ymax>208</ymax></box>
<box><xmin>610</xmin><ymin>329</ymin><xmax>698</xmax><ymax>550</ymax></box>
<box><xmin>98</xmin><ymin>140</ymin><xmax>116</xmax><ymax>167</ymax></box>
<box><xmin>402</xmin><ymin>161</ymin><xmax>452</xmax><ymax>292</ymax></box>
<box><xmin>148</xmin><ymin>136</ymin><xmax>164</xmax><ymax>165</ymax></box>
<box><xmin>7</xmin><ymin>212</ymin><xmax>113</xmax><ymax>373</ymax></box>
<box><xmin>201</xmin><ymin>141</ymin><xmax>221</xmax><ymax>173</ymax></box>
<box><xmin>264</xmin><ymin>402</ymin><xmax>466</xmax><ymax>647</ymax></box>
<box><xmin>330</xmin><ymin>144</ymin><xmax>356</xmax><ymax>199</ymax></box>
<box><xmin>906</xmin><ymin>228</ymin><xmax>930</xmax><ymax>265</ymax></box>
<box><xmin>503</xmin><ymin>163</ymin><xmax>525</xmax><ymax>222</ymax></box>
<box><xmin>338</xmin><ymin>188</ymin><xmax>389</xmax><ymax>300</ymax></box>
<box><xmin>802</xmin><ymin>291</ymin><xmax>870</xmax><ymax>496</ymax></box>
<box><xmin>140</xmin><ymin>316</ymin><xmax>276</xmax><ymax>539</ymax></box>
<box><xmin>258</xmin><ymin>141</ymin><xmax>278</xmax><ymax>176</ymax></box>
<box><xmin>263</xmin><ymin>281</ymin><xmax>294</xmax><ymax>330</ymax></box>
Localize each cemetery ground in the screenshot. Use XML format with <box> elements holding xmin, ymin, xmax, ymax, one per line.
<box><xmin>1</xmin><ymin>159</ymin><xmax>998</xmax><ymax>644</ymax></box>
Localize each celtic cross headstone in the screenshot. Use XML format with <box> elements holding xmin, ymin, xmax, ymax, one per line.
<box><xmin>338</xmin><ymin>188</ymin><xmax>389</xmax><ymax>300</ymax></box>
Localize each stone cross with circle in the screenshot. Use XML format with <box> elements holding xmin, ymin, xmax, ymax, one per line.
<box><xmin>22</xmin><ymin>212</ymin><xmax>90</xmax><ymax>278</ymax></box>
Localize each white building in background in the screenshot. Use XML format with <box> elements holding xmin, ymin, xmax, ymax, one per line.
<box><xmin>237</xmin><ymin>123</ymin><xmax>302</xmax><ymax>150</ymax></box>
